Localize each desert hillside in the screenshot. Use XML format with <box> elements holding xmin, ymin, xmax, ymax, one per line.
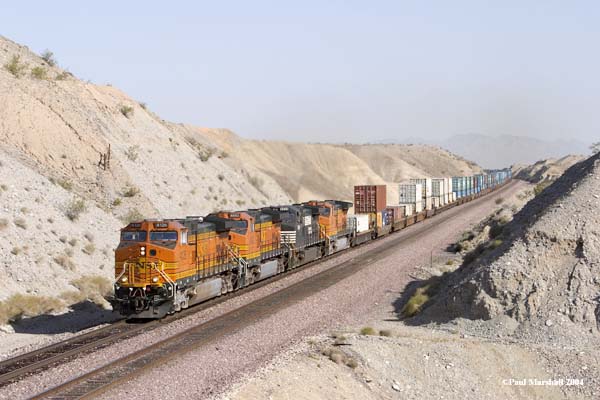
<box><xmin>0</xmin><ymin>34</ymin><xmax>481</xmax><ymax>316</ymax></box>
<box><xmin>512</xmin><ymin>154</ymin><xmax>586</xmax><ymax>183</ymax></box>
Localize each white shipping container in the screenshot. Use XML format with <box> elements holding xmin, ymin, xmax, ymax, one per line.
<box><xmin>351</xmin><ymin>214</ymin><xmax>371</xmax><ymax>233</ymax></box>
<box><xmin>399</xmin><ymin>183</ymin><xmax>422</xmax><ymax>204</ymax></box>
<box><xmin>414</xmin><ymin>200</ymin><xmax>423</xmax><ymax>213</ymax></box>
<box><xmin>425</xmin><ymin>197</ymin><xmax>433</xmax><ymax>211</ymax></box>
<box><xmin>403</xmin><ymin>204</ymin><xmax>414</xmax><ymax>216</ymax></box>
<box><xmin>445</xmin><ymin>178</ymin><xmax>452</xmax><ymax>195</ymax></box>
<box><xmin>410</xmin><ymin>178</ymin><xmax>432</xmax><ymax>198</ymax></box>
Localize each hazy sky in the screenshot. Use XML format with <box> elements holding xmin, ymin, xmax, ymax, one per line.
<box><xmin>2</xmin><ymin>1</ymin><xmax>599</xmax><ymax>144</ymax></box>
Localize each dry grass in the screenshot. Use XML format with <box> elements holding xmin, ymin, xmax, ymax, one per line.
<box><xmin>122</xmin><ymin>185</ymin><xmax>140</xmax><ymax>197</ymax></box>
<box><xmin>65</xmin><ymin>198</ymin><xmax>86</xmax><ymax>221</ymax></box>
<box><xmin>11</xmin><ymin>247</ymin><xmax>21</xmax><ymax>255</ymax></box>
<box><xmin>112</xmin><ymin>197</ymin><xmax>122</xmax><ymax>207</ymax></box>
<box><xmin>54</xmin><ymin>254</ymin><xmax>76</xmax><ymax>271</ymax></box>
<box><xmin>121</xmin><ymin>208</ymin><xmax>144</xmax><ymax>224</ymax></box>
<box><xmin>379</xmin><ymin>329</ymin><xmax>392</xmax><ymax>337</ymax></box>
<box><xmin>57</xmin><ymin>178</ymin><xmax>73</xmax><ymax>191</ymax></box>
<box><xmin>68</xmin><ymin>275</ymin><xmax>112</xmax><ymax>305</ymax></box>
<box><xmin>0</xmin><ymin>294</ymin><xmax>64</xmax><ymax>324</ymax></box>
<box><xmin>360</xmin><ymin>326</ymin><xmax>377</xmax><ymax>336</ymax></box>
<box><xmin>82</xmin><ymin>243</ymin><xmax>95</xmax><ymax>255</ymax></box>
<box><xmin>120</xmin><ymin>105</ymin><xmax>134</xmax><ymax>118</ymax></box>
<box><xmin>125</xmin><ymin>145</ymin><xmax>139</xmax><ymax>161</ymax></box>
<box><xmin>321</xmin><ymin>347</ymin><xmax>359</xmax><ymax>369</ymax></box>
<box><xmin>14</xmin><ymin>217</ymin><xmax>27</xmax><ymax>229</ymax></box>
<box><xmin>68</xmin><ymin>238</ymin><xmax>78</xmax><ymax>247</ymax></box>
<box><xmin>40</xmin><ymin>49</ymin><xmax>56</xmax><ymax>66</ymax></box>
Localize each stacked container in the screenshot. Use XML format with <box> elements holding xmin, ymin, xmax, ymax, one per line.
<box><xmin>410</xmin><ymin>178</ymin><xmax>432</xmax><ymax>210</ymax></box>
<box><xmin>353</xmin><ymin>185</ymin><xmax>386</xmax><ymax>214</ymax></box>
<box><xmin>431</xmin><ymin>178</ymin><xmax>446</xmax><ymax>207</ymax></box>
<box><xmin>399</xmin><ymin>183</ymin><xmax>423</xmax><ymax>213</ymax></box>
<box><xmin>385</xmin><ymin>206</ymin><xmax>406</xmax><ymax>222</ymax></box>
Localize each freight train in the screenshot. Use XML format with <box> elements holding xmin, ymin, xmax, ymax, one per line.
<box><xmin>112</xmin><ymin>170</ymin><xmax>511</xmax><ymax>318</ymax></box>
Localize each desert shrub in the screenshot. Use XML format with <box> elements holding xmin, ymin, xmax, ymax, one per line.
<box><xmin>31</xmin><ymin>66</ymin><xmax>47</xmax><ymax>80</ymax></box>
<box><xmin>65</xmin><ymin>247</ymin><xmax>74</xmax><ymax>257</ymax></box>
<box><xmin>534</xmin><ymin>181</ymin><xmax>551</xmax><ymax>196</ymax></box>
<box><xmin>20</xmin><ymin>207</ymin><xmax>28</xmax><ymax>213</ymax></box>
<box><xmin>47</xmin><ymin>217</ymin><xmax>54</xmax><ymax>223</ymax></box>
<box><xmin>0</xmin><ymin>294</ymin><xmax>64</xmax><ymax>324</ymax></box>
<box><xmin>55</xmin><ymin>71</ymin><xmax>70</xmax><ymax>81</ymax></box>
<box><xmin>401</xmin><ymin>286</ymin><xmax>430</xmax><ymax>317</ymax></box>
<box><xmin>360</xmin><ymin>327</ymin><xmax>376</xmax><ymax>336</ymax></box>
<box><xmin>122</xmin><ymin>185</ymin><xmax>140</xmax><ymax>198</ymax></box>
<box><xmin>463</xmin><ymin>244</ymin><xmax>485</xmax><ymax>265</ymax></box>
<box><xmin>120</xmin><ymin>105</ymin><xmax>134</xmax><ymax>118</ymax></box>
<box><xmin>121</xmin><ymin>208</ymin><xmax>144</xmax><ymax>224</ymax></box>
<box><xmin>82</xmin><ymin>243</ymin><xmax>95</xmax><ymax>255</ymax></box>
<box><xmin>198</xmin><ymin>147</ymin><xmax>213</xmax><ymax>162</ymax></box>
<box><xmin>346</xmin><ymin>358</ymin><xmax>358</xmax><ymax>369</ymax></box>
<box><xmin>84</xmin><ymin>232</ymin><xmax>94</xmax><ymax>242</ymax></box>
<box><xmin>59</xmin><ymin>236</ymin><xmax>67</xmax><ymax>243</ymax></box>
<box><xmin>14</xmin><ymin>217</ymin><xmax>27</xmax><ymax>229</ymax></box>
<box><xmin>248</xmin><ymin>175</ymin><xmax>262</xmax><ymax>189</ymax></box>
<box><xmin>40</xmin><ymin>50</ymin><xmax>56</xmax><ymax>66</ymax></box>
<box><xmin>65</xmin><ymin>198</ymin><xmax>87</xmax><ymax>221</ymax></box>
<box><xmin>445</xmin><ymin>259</ymin><xmax>454</xmax><ymax>265</ymax></box>
<box><xmin>54</xmin><ymin>254</ymin><xmax>76</xmax><ymax>270</ymax></box>
<box><xmin>125</xmin><ymin>145</ymin><xmax>140</xmax><ymax>161</ymax></box>
<box><xmin>67</xmin><ymin>275</ymin><xmax>112</xmax><ymax>305</ymax></box>
<box><xmin>235</xmin><ymin>199</ymin><xmax>245</xmax><ymax>206</ymax></box>
<box><xmin>489</xmin><ymin>239</ymin><xmax>503</xmax><ymax>249</ymax></box>
<box><xmin>68</xmin><ymin>238</ymin><xmax>78</xmax><ymax>247</ymax></box>
<box><xmin>4</xmin><ymin>55</ymin><xmax>26</xmax><ymax>77</ymax></box>
<box><xmin>57</xmin><ymin>179</ymin><xmax>73</xmax><ymax>191</ymax></box>
<box><xmin>217</xmin><ymin>174</ymin><xmax>224</xmax><ymax>181</ymax></box>
<box><xmin>139</xmin><ymin>102</ymin><xmax>147</xmax><ymax>110</ymax></box>
<box><xmin>112</xmin><ymin>197</ymin><xmax>122</xmax><ymax>207</ymax></box>
<box><xmin>0</xmin><ymin>218</ymin><xmax>8</xmax><ymax>230</ymax></box>
<box><xmin>379</xmin><ymin>329</ymin><xmax>392</xmax><ymax>337</ymax></box>
<box><xmin>495</xmin><ymin>197</ymin><xmax>504</xmax><ymax>205</ymax></box>
<box><xmin>219</xmin><ymin>151</ymin><xmax>228</xmax><ymax>159</ymax></box>
<box><xmin>11</xmin><ymin>247</ymin><xmax>21</xmax><ymax>255</ymax></box>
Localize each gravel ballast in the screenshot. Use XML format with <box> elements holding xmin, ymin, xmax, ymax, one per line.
<box><xmin>0</xmin><ymin>181</ymin><xmax>525</xmax><ymax>400</ymax></box>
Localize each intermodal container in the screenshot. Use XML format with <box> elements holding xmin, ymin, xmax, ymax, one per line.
<box><xmin>354</xmin><ymin>185</ymin><xmax>387</xmax><ymax>213</ymax></box>
<box><xmin>410</xmin><ymin>178</ymin><xmax>432</xmax><ymax>198</ymax></box>
<box><xmin>385</xmin><ymin>206</ymin><xmax>405</xmax><ymax>222</ymax></box>
<box><xmin>399</xmin><ymin>183</ymin><xmax>422</xmax><ymax>204</ymax></box>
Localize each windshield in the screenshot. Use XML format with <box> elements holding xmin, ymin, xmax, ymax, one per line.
<box><xmin>150</xmin><ymin>231</ymin><xmax>178</xmax><ymax>241</ymax></box>
<box><xmin>121</xmin><ymin>231</ymin><xmax>147</xmax><ymax>242</ymax></box>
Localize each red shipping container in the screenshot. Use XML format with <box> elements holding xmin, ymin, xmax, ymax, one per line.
<box><xmin>385</xmin><ymin>206</ymin><xmax>406</xmax><ymax>222</ymax></box>
<box><xmin>354</xmin><ymin>185</ymin><xmax>387</xmax><ymax>213</ymax></box>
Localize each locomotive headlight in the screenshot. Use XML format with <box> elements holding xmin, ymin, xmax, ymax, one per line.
<box><xmin>152</xmin><ymin>276</ymin><xmax>159</xmax><ymax>283</ymax></box>
<box><xmin>140</xmin><ymin>246</ymin><xmax>146</xmax><ymax>256</ymax></box>
<box><xmin>121</xmin><ymin>276</ymin><xmax>128</xmax><ymax>283</ymax></box>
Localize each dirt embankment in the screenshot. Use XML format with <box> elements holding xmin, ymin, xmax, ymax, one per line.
<box><xmin>0</xmin><ymin>33</ymin><xmax>483</xmax><ymax>316</ymax></box>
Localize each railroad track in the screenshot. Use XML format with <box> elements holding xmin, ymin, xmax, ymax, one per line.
<box><xmin>26</xmin><ymin>180</ymin><xmax>517</xmax><ymax>400</ymax></box>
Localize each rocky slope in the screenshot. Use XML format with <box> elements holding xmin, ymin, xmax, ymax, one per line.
<box><xmin>0</xmin><ymin>33</ymin><xmax>486</xmax><ymax>318</ymax></box>
<box><xmin>512</xmin><ymin>155</ymin><xmax>586</xmax><ymax>183</ymax></box>
<box><xmin>419</xmin><ymin>152</ymin><xmax>600</xmax><ymax>346</ymax></box>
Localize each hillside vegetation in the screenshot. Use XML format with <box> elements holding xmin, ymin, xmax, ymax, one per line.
<box><xmin>0</xmin><ymin>35</ymin><xmax>480</xmax><ymax>317</ymax></box>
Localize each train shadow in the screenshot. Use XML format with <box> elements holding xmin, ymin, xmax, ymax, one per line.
<box><xmin>10</xmin><ymin>301</ymin><xmax>120</xmax><ymax>335</ymax></box>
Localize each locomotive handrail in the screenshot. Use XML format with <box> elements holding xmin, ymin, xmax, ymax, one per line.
<box><xmin>114</xmin><ymin>262</ymin><xmax>129</xmax><ymax>284</ymax></box>
<box><xmin>151</xmin><ymin>261</ymin><xmax>176</xmax><ymax>298</ymax></box>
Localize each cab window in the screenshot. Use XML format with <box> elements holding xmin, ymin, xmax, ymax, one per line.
<box><xmin>121</xmin><ymin>231</ymin><xmax>147</xmax><ymax>242</ymax></box>
<box><xmin>150</xmin><ymin>231</ymin><xmax>178</xmax><ymax>242</ymax></box>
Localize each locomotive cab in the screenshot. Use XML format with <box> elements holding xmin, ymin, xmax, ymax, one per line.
<box><xmin>113</xmin><ymin>220</ymin><xmax>190</xmax><ymax>317</ymax></box>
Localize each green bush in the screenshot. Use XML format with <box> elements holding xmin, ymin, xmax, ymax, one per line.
<box><xmin>31</xmin><ymin>66</ymin><xmax>47</xmax><ymax>80</ymax></box>
<box><xmin>360</xmin><ymin>326</ymin><xmax>377</xmax><ymax>336</ymax></box>
<box><xmin>4</xmin><ymin>55</ymin><xmax>26</xmax><ymax>77</ymax></box>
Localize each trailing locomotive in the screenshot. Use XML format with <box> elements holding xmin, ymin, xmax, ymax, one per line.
<box><xmin>112</xmin><ymin>170</ymin><xmax>511</xmax><ymax>318</ymax></box>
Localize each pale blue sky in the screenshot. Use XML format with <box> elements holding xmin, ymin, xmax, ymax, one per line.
<box><xmin>2</xmin><ymin>1</ymin><xmax>598</xmax><ymax>144</ymax></box>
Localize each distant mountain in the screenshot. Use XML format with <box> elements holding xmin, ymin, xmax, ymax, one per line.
<box><xmin>381</xmin><ymin>134</ymin><xmax>590</xmax><ymax>169</ymax></box>
<box><xmin>437</xmin><ymin>134</ymin><xmax>589</xmax><ymax>169</ymax></box>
